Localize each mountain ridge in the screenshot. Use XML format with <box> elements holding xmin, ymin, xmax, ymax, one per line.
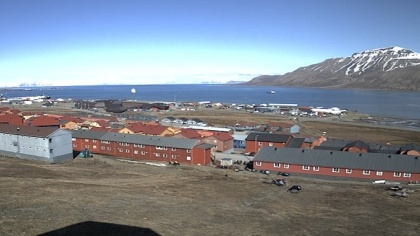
<box><xmin>244</xmin><ymin>46</ymin><xmax>420</xmax><ymax>90</ymax></box>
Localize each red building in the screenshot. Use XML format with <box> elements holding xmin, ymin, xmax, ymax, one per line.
<box><xmin>253</xmin><ymin>147</ymin><xmax>420</xmax><ymax>182</ymax></box>
<box><xmin>71</xmin><ymin>130</ymin><xmax>214</xmax><ymax>165</ymax></box>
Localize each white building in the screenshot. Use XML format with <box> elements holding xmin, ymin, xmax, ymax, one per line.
<box><xmin>0</xmin><ymin>124</ymin><xmax>73</xmax><ymax>163</ymax></box>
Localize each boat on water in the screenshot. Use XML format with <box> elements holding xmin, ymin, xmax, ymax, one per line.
<box><xmin>267</xmin><ymin>91</ymin><xmax>276</xmax><ymax>94</ymax></box>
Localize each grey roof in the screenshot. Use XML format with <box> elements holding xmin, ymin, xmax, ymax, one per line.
<box><xmin>344</xmin><ymin>140</ymin><xmax>370</xmax><ymax>150</ymax></box>
<box><xmin>400</xmin><ymin>143</ymin><xmax>420</xmax><ymax>152</ymax></box>
<box><xmin>101</xmin><ymin>132</ymin><xmax>199</xmax><ymax>149</ymax></box>
<box><xmin>0</xmin><ymin>124</ymin><xmax>59</xmax><ymax>138</ymax></box>
<box><xmin>286</xmin><ymin>137</ymin><xmax>304</xmax><ymax>148</ymax></box>
<box><xmin>71</xmin><ymin>130</ymin><xmax>109</xmax><ymax>139</ymax></box>
<box><xmin>319</xmin><ymin>138</ymin><xmax>352</xmax><ymax>148</ymax></box>
<box><xmin>245</xmin><ymin>132</ymin><xmax>291</xmax><ymax>143</ymax></box>
<box><xmin>253</xmin><ymin>147</ymin><xmax>420</xmax><ymax>173</ymax></box>
<box><xmin>195</xmin><ymin>143</ymin><xmax>215</xmax><ymax>149</ymax></box>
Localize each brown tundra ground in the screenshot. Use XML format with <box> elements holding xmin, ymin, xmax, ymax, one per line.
<box><xmin>0</xmin><ymin>155</ymin><xmax>419</xmax><ymax>236</ymax></box>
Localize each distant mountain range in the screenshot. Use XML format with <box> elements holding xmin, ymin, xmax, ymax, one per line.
<box><xmin>245</xmin><ymin>46</ymin><xmax>420</xmax><ymax>90</ymax></box>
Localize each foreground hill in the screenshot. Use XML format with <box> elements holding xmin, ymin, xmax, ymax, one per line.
<box><xmin>245</xmin><ymin>46</ymin><xmax>420</xmax><ymax>90</ymax></box>
<box><xmin>1</xmin><ymin>156</ymin><xmax>420</xmax><ymax>236</ymax></box>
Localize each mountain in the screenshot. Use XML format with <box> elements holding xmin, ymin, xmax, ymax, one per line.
<box><xmin>245</xmin><ymin>46</ymin><xmax>420</xmax><ymax>90</ymax></box>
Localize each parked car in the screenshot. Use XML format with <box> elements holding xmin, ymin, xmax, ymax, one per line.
<box><xmin>288</xmin><ymin>185</ymin><xmax>301</xmax><ymax>193</ymax></box>
<box><xmin>278</xmin><ymin>172</ymin><xmax>290</xmax><ymax>177</ymax></box>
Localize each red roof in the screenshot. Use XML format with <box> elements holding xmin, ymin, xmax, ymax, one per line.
<box><xmin>28</xmin><ymin>115</ymin><xmax>60</xmax><ymax>127</ymax></box>
<box><xmin>0</xmin><ymin>114</ymin><xmax>24</xmax><ymax>125</ymax></box>
<box><xmin>212</xmin><ymin>132</ymin><xmax>233</xmax><ymax>142</ymax></box>
<box><xmin>177</xmin><ymin>128</ymin><xmax>202</xmax><ymax>139</ymax></box>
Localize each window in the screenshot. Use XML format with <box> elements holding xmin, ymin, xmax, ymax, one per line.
<box><xmin>258</xmin><ymin>142</ymin><xmax>262</xmax><ymax>146</ymax></box>
<box><xmin>284</xmin><ymin>164</ymin><xmax>289</xmax><ymax>169</ymax></box>
<box><xmin>163</xmin><ymin>154</ymin><xmax>168</xmax><ymax>158</ymax></box>
<box><xmin>85</xmin><ymin>145</ymin><xmax>89</xmax><ymax>148</ymax></box>
<box><xmin>72</xmin><ymin>138</ymin><xmax>76</xmax><ymax>141</ymax></box>
<box><xmin>141</xmin><ymin>151</ymin><xmax>146</xmax><ymax>155</ymax></box>
<box><xmin>49</xmin><ymin>149</ymin><xmax>53</xmax><ymax>153</ymax></box>
<box><xmin>85</xmin><ymin>139</ymin><xmax>89</xmax><ymax>142</ymax></box>
<box><xmin>273</xmin><ymin>163</ymin><xmax>280</xmax><ymax>168</ymax></box>
<box><xmin>363</xmin><ymin>170</ymin><xmax>370</xmax><ymax>175</ymax></box>
<box><xmin>394</xmin><ymin>172</ymin><xmax>401</xmax><ymax>177</ymax></box>
<box><xmin>101</xmin><ymin>140</ymin><xmax>110</xmax><ymax>144</ymax></box>
<box><xmin>118</xmin><ymin>148</ymin><xmax>123</xmax><ymax>153</ymax></box>
<box><xmin>376</xmin><ymin>171</ymin><xmax>383</xmax><ymax>176</ymax></box>
<box><xmin>125</xmin><ymin>149</ymin><xmax>130</xmax><ymax>153</ymax></box>
<box><xmin>172</xmin><ymin>148</ymin><xmax>176</xmax><ymax>151</ymax></box>
<box><xmin>313</xmin><ymin>166</ymin><xmax>319</xmax><ymax>171</ymax></box>
<box><xmin>134</xmin><ymin>150</ymin><xmax>138</xmax><ymax>154</ymax></box>
<box><xmin>107</xmin><ymin>147</ymin><xmax>111</xmax><ymax>151</ymax></box>
<box><xmin>186</xmin><ymin>156</ymin><xmax>191</xmax><ymax>161</ymax></box>
<box><xmin>156</xmin><ymin>146</ymin><xmax>166</xmax><ymax>150</ymax></box>
<box><xmin>73</xmin><ymin>144</ymin><xmax>77</xmax><ymax>147</ymax></box>
<box><xmin>332</xmin><ymin>168</ymin><xmax>340</xmax><ymax>173</ymax></box>
<box><xmin>346</xmin><ymin>169</ymin><xmax>352</xmax><ymax>174</ymax></box>
<box><xmin>155</xmin><ymin>153</ymin><xmax>160</xmax><ymax>157</ymax></box>
<box><xmin>93</xmin><ymin>145</ymin><xmax>97</xmax><ymax>149</ymax></box>
<box><xmin>255</xmin><ymin>161</ymin><xmax>262</xmax><ymax>166</ymax></box>
<box><xmin>101</xmin><ymin>146</ymin><xmax>105</xmax><ymax>150</ymax></box>
<box><xmin>302</xmin><ymin>165</ymin><xmax>310</xmax><ymax>170</ymax></box>
<box><xmin>119</xmin><ymin>142</ymin><xmax>129</xmax><ymax>146</ymax></box>
<box><xmin>186</xmin><ymin>149</ymin><xmax>191</xmax><ymax>153</ymax></box>
<box><xmin>403</xmin><ymin>173</ymin><xmax>411</xmax><ymax>178</ymax></box>
<box><xmin>269</xmin><ymin>142</ymin><xmax>273</xmax><ymax>146</ymax></box>
<box><xmin>172</xmin><ymin>155</ymin><xmax>177</xmax><ymax>159</ymax></box>
<box><xmin>134</xmin><ymin>144</ymin><xmax>144</xmax><ymax>148</ymax></box>
<box><xmin>93</xmin><ymin>140</ymin><xmax>97</xmax><ymax>143</ymax></box>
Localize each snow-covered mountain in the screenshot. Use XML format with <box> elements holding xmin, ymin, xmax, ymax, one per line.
<box><xmin>246</xmin><ymin>46</ymin><xmax>420</xmax><ymax>90</ymax></box>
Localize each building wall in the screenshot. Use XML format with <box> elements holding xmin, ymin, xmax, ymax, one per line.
<box><xmin>254</xmin><ymin>161</ymin><xmax>420</xmax><ymax>181</ymax></box>
<box><xmin>0</xmin><ymin>131</ymin><xmax>73</xmax><ymax>163</ymax></box>
<box><xmin>72</xmin><ymin>137</ymin><xmax>206</xmax><ymax>165</ymax></box>
<box><xmin>245</xmin><ymin>140</ymin><xmax>286</xmax><ymax>153</ymax></box>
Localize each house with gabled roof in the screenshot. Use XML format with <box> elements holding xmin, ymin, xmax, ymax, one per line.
<box><xmin>172</xmin><ymin>128</ymin><xmax>202</xmax><ymax>139</ymax></box>
<box><xmin>161</xmin><ymin>117</ymin><xmax>176</xmax><ymax>123</ymax></box>
<box><xmin>185</xmin><ymin>118</ymin><xmax>206</xmax><ymax>126</ymax></box>
<box><xmin>0</xmin><ymin>124</ymin><xmax>73</xmax><ymax>163</ymax></box>
<box><xmin>0</xmin><ymin>113</ymin><xmax>24</xmax><ymax>125</ymax></box>
<box><xmin>342</xmin><ymin>140</ymin><xmax>370</xmax><ymax>153</ymax></box>
<box><xmin>245</xmin><ymin>132</ymin><xmax>293</xmax><ymax>153</ymax></box>
<box><xmin>234</xmin><ymin>121</ymin><xmax>260</xmax><ymax>131</ymax></box>
<box><xmin>173</xmin><ymin>117</ymin><xmax>188</xmax><ymax>124</ymax></box>
<box><xmin>400</xmin><ymin>143</ymin><xmax>420</xmax><ymax>156</ymax></box>
<box><xmin>253</xmin><ymin>147</ymin><xmax>420</xmax><ymax>182</ymax></box>
<box><xmin>26</xmin><ymin>115</ymin><xmax>61</xmax><ymax>128</ymax></box>
<box><xmin>265</xmin><ymin>122</ymin><xmax>300</xmax><ymax>134</ymax></box>
<box><xmin>202</xmin><ymin>132</ymin><xmax>234</xmax><ymax>153</ymax></box>
<box><xmin>60</xmin><ymin>119</ymin><xmax>79</xmax><ymax>130</ymax></box>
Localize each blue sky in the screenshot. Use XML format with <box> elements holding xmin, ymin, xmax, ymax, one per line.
<box><xmin>1</xmin><ymin>0</ymin><xmax>419</xmax><ymax>86</ymax></box>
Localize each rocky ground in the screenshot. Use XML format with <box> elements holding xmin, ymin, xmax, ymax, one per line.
<box><xmin>0</xmin><ymin>155</ymin><xmax>419</xmax><ymax>236</ymax></box>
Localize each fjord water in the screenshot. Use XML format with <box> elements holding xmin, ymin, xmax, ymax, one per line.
<box><xmin>2</xmin><ymin>84</ymin><xmax>420</xmax><ymax>120</ymax></box>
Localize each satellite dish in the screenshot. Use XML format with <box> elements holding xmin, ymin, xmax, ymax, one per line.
<box><xmin>130</xmin><ymin>88</ymin><xmax>136</xmax><ymax>94</ymax></box>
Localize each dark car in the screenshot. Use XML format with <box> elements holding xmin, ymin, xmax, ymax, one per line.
<box><xmin>288</xmin><ymin>185</ymin><xmax>301</xmax><ymax>193</ymax></box>
<box><xmin>277</xmin><ymin>172</ymin><xmax>290</xmax><ymax>177</ymax></box>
